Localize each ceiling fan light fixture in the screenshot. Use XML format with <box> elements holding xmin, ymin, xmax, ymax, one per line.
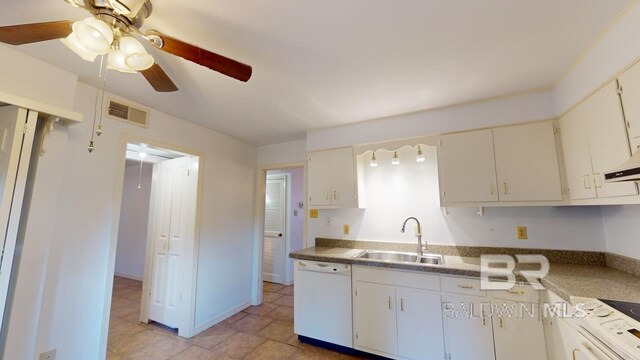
<box><xmin>61</xmin><ymin>32</ymin><xmax>98</xmax><ymax>62</ymax></box>
<box><xmin>108</xmin><ymin>50</ymin><xmax>136</xmax><ymax>73</ymax></box>
<box><xmin>119</xmin><ymin>36</ymin><xmax>154</xmax><ymax>71</ymax></box>
<box><xmin>108</xmin><ymin>0</ymin><xmax>146</xmax><ymax>16</ymax></box>
<box><xmin>73</xmin><ymin>17</ymin><xmax>113</xmax><ymax>54</ymax></box>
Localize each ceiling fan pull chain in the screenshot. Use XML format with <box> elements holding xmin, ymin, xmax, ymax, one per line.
<box><xmin>96</xmin><ymin>59</ymin><xmax>109</xmax><ymax>137</ymax></box>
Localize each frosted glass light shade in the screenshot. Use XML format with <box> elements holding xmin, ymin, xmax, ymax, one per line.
<box><xmin>61</xmin><ymin>32</ymin><xmax>98</xmax><ymax>62</ymax></box>
<box><xmin>73</xmin><ymin>18</ymin><xmax>113</xmax><ymax>54</ymax></box>
<box><xmin>370</xmin><ymin>152</ymin><xmax>378</xmax><ymax>167</ymax></box>
<box><xmin>120</xmin><ymin>37</ymin><xmax>154</xmax><ymax>71</ymax></box>
<box><xmin>416</xmin><ymin>146</ymin><xmax>426</xmax><ymax>163</ymax></box>
<box><xmin>392</xmin><ymin>151</ymin><xmax>400</xmax><ymax>165</ymax></box>
<box><xmin>108</xmin><ymin>50</ymin><xmax>136</xmax><ymax>73</ymax></box>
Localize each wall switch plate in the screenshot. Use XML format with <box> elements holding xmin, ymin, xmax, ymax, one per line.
<box><xmin>517</xmin><ymin>226</ymin><xmax>528</xmax><ymax>240</ymax></box>
<box><xmin>309</xmin><ymin>209</ymin><xmax>318</xmax><ymax>218</ymax></box>
<box><xmin>39</xmin><ymin>349</ymin><xmax>56</xmax><ymax>360</ymax></box>
<box><xmin>343</xmin><ymin>224</ymin><xmax>350</xmax><ymax>235</ymax></box>
<box><xmin>293</xmin><ymin>209</ymin><xmax>298</xmax><ymax>217</ymax></box>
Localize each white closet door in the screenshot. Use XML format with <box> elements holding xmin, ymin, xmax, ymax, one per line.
<box><xmin>0</xmin><ymin>107</ymin><xmax>37</xmax><ymax>331</ymax></box>
<box><xmin>263</xmin><ymin>175</ymin><xmax>286</xmax><ymax>284</ymax></box>
<box><xmin>149</xmin><ymin>156</ymin><xmax>196</xmax><ymax>328</ymax></box>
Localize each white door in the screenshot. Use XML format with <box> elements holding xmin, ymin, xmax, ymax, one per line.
<box><xmin>396</xmin><ymin>288</ymin><xmax>445</xmax><ymax>360</ymax></box>
<box><xmin>439</xmin><ymin>130</ymin><xmax>499</xmax><ymax>203</ymax></box>
<box><xmin>330</xmin><ymin>147</ymin><xmax>356</xmax><ymax>206</ymax></box>
<box><xmin>353</xmin><ymin>281</ymin><xmax>398</xmax><ymax>356</ymax></box>
<box><xmin>263</xmin><ymin>175</ymin><xmax>286</xmax><ymax>284</ymax></box>
<box><xmin>493</xmin><ymin>302</ymin><xmax>547</xmax><ymax>360</ymax></box>
<box><xmin>0</xmin><ymin>106</ymin><xmax>37</xmax><ymax>331</ymax></box>
<box><xmin>148</xmin><ymin>156</ymin><xmax>197</xmax><ymax>328</ymax></box>
<box><xmin>443</xmin><ymin>295</ymin><xmax>495</xmax><ymax>360</ymax></box>
<box><xmin>493</xmin><ymin>122</ymin><xmax>563</xmax><ymax>202</ymax></box>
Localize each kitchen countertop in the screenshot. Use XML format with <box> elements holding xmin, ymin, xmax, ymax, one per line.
<box><xmin>290</xmin><ymin>246</ymin><xmax>640</xmax><ymax>303</ymax></box>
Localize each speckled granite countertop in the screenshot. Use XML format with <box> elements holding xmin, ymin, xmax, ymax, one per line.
<box><xmin>290</xmin><ymin>246</ymin><xmax>640</xmax><ymax>303</ymax></box>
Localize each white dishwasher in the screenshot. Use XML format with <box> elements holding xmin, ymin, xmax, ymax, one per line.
<box><xmin>294</xmin><ymin>260</ymin><xmax>353</xmax><ymax>348</ymax></box>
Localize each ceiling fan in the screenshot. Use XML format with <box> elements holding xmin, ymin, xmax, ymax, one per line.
<box><xmin>0</xmin><ymin>0</ymin><xmax>253</xmax><ymax>92</ymax></box>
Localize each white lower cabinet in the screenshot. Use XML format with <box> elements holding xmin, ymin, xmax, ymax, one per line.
<box><xmin>353</xmin><ymin>267</ymin><xmax>444</xmax><ymax>360</ymax></box>
<box><xmin>442</xmin><ymin>295</ymin><xmax>495</xmax><ymax>360</ymax></box>
<box><xmin>492</xmin><ymin>301</ymin><xmax>546</xmax><ymax>360</ymax></box>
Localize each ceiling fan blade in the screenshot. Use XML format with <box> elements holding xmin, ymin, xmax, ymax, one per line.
<box><xmin>140</xmin><ymin>63</ymin><xmax>179</xmax><ymax>92</ymax></box>
<box><xmin>0</xmin><ymin>21</ymin><xmax>73</xmax><ymax>45</ymax></box>
<box><xmin>145</xmin><ymin>30</ymin><xmax>252</xmax><ymax>82</ymax></box>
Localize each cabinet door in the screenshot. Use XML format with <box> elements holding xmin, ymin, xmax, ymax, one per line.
<box><xmin>618</xmin><ymin>61</ymin><xmax>640</xmax><ymax>151</ymax></box>
<box><xmin>583</xmin><ymin>81</ymin><xmax>638</xmax><ymax>198</ymax></box>
<box><xmin>493</xmin><ymin>302</ymin><xmax>547</xmax><ymax>360</ymax></box>
<box><xmin>493</xmin><ymin>122</ymin><xmax>563</xmax><ymax>201</ymax></box>
<box><xmin>353</xmin><ymin>281</ymin><xmax>398</xmax><ymax>355</ymax></box>
<box><xmin>307</xmin><ymin>150</ymin><xmax>332</xmax><ymax>206</ymax></box>
<box><xmin>559</xmin><ymin>104</ymin><xmax>597</xmax><ymax>200</ymax></box>
<box><xmin>439</xmin><ymin>130</ymin><xmax>499</xmax><ymax>203</ymax></box>
<box><xmin>443</xmin><ymin>295</ymin><xmax>495</xmax><ymax>360</ymax></box>
<box><xmin>396</xmin><ymin>288</ymin><xmax>444</xmax><ymax>360</ymax></box>
<box><xmin>330</xmin><ymin>147</ymin><xmax>356</xmax><ymax>206</ymax></box>
<box><xmin>544</xmin><ymin>317</ymin><xmax>577</xmax><ymax>360</ymax></box>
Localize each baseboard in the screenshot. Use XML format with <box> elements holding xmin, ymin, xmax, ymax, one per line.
<box><xmin>192</xmin><ymin>301</ymin><xmax>251</xmax><ymax>336</ymax></box>
<box><xmin>114</xmin><ymin>272</ymin><xmax>144</xmax><ymax>281</ymax></box>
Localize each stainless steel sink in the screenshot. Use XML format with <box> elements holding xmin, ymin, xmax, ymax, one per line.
<box><xmin>354</xmin><ymin>250</ymin><xmax>445</xmax><ymax>265</ymax></box>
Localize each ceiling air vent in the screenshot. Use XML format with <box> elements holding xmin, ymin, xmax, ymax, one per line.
<box><xmin>105</xmin><ymin>98</ymin><xmax>149</xmax><ymax>128</ymax></box>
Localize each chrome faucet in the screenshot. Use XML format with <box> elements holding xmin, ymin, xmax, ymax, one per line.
<box><xmin>401</xmin><ymin>217</ymin><xmax>425</xmax><ymax>257</ymax></box>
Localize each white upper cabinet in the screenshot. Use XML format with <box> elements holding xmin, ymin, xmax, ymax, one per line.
<box><xmin>493</xmin><ymin>122</ymin><xmax>563</xmax><ymax>202</ymax></box>
<box><xmin>618</xmin><ymin>61</ymin><xmax>640</xmax><ymax>152</ymax></box>
<box><xmin>308</xmin><ymin>147</ymin><xmax>358</xmax><ymax>208</ymax></box>
<box><xmin>439</xmin><ymin>122</ymin><xmax>563</xmax><ymax>205</ymax></box>
<box><xmin>559</xmin><ymin>80</ymin><xmax>638</xmax><ymax>199</ymax></box>
<box><xmin>439</xmin><ymin>130</ymin><xmax>499</xmax><ymax>203</ymax></box>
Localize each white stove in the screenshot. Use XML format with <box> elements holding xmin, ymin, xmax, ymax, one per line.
<box><xmin>577</xmin><ymin>299</ymin><xmax>640</xmax><ymax>360</ymax></box>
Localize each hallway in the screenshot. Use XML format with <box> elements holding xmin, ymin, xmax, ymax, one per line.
<box><xmin>107</xmin><ymin>277</ymin><xmax>367</xmax><ymax>359</ymax></box>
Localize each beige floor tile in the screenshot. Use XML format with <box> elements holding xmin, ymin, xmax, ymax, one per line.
<box><xmin>277</xmin><ymin>286</ymin><xmax>294</xmax><ymax>296</ymax></box>
<box><xmin>273</xmin><ymin>295</ymin><xmax>294</xmax><ymax>307</ymax></box>
<box><xmin>107</xmin><ymin>351</ymin><xmax>131</xmax><ymax>360</ymax></box>
<box><xmin>265</xmin><ymin>306</ymin><xmax>294</xmax><ymax>322</ymax></box>
<box><xmin>188</xmin><ymin>325</ymin><xmax>237</xmax><ymax>349</ymax></box>
<box><xmin>221</xmin><ymin>312</ymin><xmax>248</xmax><ymax>326</ymax></box>
<box><xmin>257</xmin><ymin>320</ymin><xmax>294</xmax><ymax>343</ymax></box>
<box><xmin>125</xmin><ymin>331</ymin><xmax>191</xmax><ymax>360</ymax></box>
<box><xmin>210</xmin><ymin>332</ymin><xmax>267</xmax><ymax>359</ymax></box>
<box><xmin>230</xmin><ymin>315</ymin><xmax>274</xmax><ymax>334</ymax></box>
<box><xmin>263</xmin><ymin>283</ymin><xmax>286</xmax><ymax>293</ymax></box>
<box><xmin>244</xmin><ymin>340</ymin><xmax>298</xmax><ymax>360</ymax></box>
<box><xmin>262</xmin><ymin>292</ymin><xmax>284</xmax><ymax>303</ymax></box>
<box><xmin>244</xmin><ymin>303</ymin><xmax>278</xmax><ymax>316</ymax></box>
<box><xmin>170</xmin><ymin>346</ymin><xmax>233</xmax><ymax>360</ymax></box>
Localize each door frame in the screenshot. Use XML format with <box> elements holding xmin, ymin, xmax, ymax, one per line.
<box><xmin>100</xmin><ymin>133</ymin><xmax>204</xmax><ymax>356</ymax></box>
<box><xmin>263</xmin><ymin>173</ymin><xmax>290</xmax><ymax>284</ymax></box>
<box><xmin>252</xmin><ymin>162</ymin><xmax>306</xmax><ymax>305</ymax></box>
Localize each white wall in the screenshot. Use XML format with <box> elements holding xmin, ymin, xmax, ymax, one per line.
<box><xmin>114</xmin><ymin>162</ymin><xmax>153</xmax><ymax>281</ymax></box>
<box><xmin>307</xmin><ymin>146</ymin><xmax>606</xmax><ymax>251</ymax></box>
<box><xmin>552</xmin><ymin>2</ymin><xmax>640</xmax><ymax>259</ymax></box>
<box><xmin>2</xmin><ymin>46</ymin><xmax>257</xmax><ymax>359</ymax></box>
<box><xmin>257</xmin><ymin>139</ymin><xmax>307</xmax><ymax>166</ymax></box>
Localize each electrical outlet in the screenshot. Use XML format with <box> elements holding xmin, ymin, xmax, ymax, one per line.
<box><xmin>309</xmin><ymin>209</ymin><xmax>318</xmax><ymax>218</ymax></box>
<box><xmin>293</xmin><ymin>209</ymin><xmax>298</xmax><ymax>217</ymax></box>
<box><xmin>325</xmin><ymin>217</ymin><xmax>332</xmax><ymax>227</ymax></box>
<box><xmin>39</xmin><ymin>349</ymin><xmax>56</xmax><ymax>360</ymax></box>
<box><xmin>517</xmin><ymin>226</ymin><xmax>528</xmax><ymax>240</ymax></box>
<box><xmin>343</xmin><ymin>224</ymin><xmax>350</xmax><ymax>235</ymax></box>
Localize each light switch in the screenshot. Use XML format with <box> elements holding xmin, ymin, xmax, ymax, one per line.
<box><xmin>343</xmin><ymin>224</ymin><xmax>350</xmax><ymax>235</ymax></box>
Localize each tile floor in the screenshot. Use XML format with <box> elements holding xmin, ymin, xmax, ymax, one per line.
<box><xmin>107</xmin><ymin>277</ymin><xmax>371</xmax><ymax>360</ymax></box>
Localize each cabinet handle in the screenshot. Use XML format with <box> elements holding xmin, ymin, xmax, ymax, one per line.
<box><xmin>457</xmin><ymin>284</ymin><xmax>473</xmax><ymax>289</ymax></box>
<box><xmin>333</xmin><ymin>190</ymin><xmax>337</xmax><ymax>200</ymax></box>
<box><xmin>593</xmin><ymin>174</ymin><xmax>603</xmax><ymax>189</ymax></box>
<box><xmin>400</xmin><ymin>298</ymin><xmax>404</xmax><ymax>312</ymax></box>
<box><xmin>583</xmin><ymin>175</ymin><xmax>592</xmax><ymax>189</ymax></box>
<box><xmin>572</xmin><ymin>348</ymin><xmax>579</xmax><ymax>360</ymax></box>
<box><xmin>489</xmin><ymin>183</ymin><xmax>494</xmax><ymax>195</ymax></box>
<box><xmin>507</xmin><ymin>289</ymin><xmax>525</xmax><ymax>295</ymax></box>
<box><xmin>325</xmin><ymin>191</ymin><xmax>329</xmax><ymax>200</ymax></box>
<box><xmin>502</xmin><ymin>182</ymin><xmax>508</xmax><ymax>195</ymax></box>
<box><xmin>499</xmin><ymin>316</ymin><xmax>503</xmax><ymax>328</ymax></box>
<box><xmin>482</xmin><ymin>315</ymin><xmax>486</xmax><ymax>326</ymax></box>
<box><xmin>388</xmin><ymin>296</ymin><xmax>392</xmax><ymax>310</ymax></box>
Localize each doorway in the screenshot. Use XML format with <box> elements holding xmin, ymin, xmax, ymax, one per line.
<box><xmin>109</xmin><ymin>141</ymin><xmax>200</xmax><ymax>343</ymax></box>
<box><xmin>262</xmin><ymin>167</ymin><xmax>304</xmax><ymax>286</ymax></box>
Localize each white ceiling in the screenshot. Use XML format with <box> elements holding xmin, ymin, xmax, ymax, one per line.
<box><xmin>1</xmin><ymin>0</ymin><xmax>633</xmax><ymax>145</ymax></box>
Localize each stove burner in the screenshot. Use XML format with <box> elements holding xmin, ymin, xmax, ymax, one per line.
<box><xmin>600</xmin><ymin>299</ymin><xmax>640</xmax><ymax>322</ymax></box>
